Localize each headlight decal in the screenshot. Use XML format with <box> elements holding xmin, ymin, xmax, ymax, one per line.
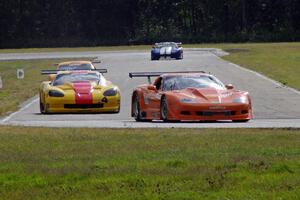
<box><xmin>48</xmin><ymin>90</ymin><xmax>64</xmax><ymax>97</ymax></box>
<box><xmin>233</xmin><ymin>96</ymin><xmax>248</xmax><ymax>103</ymax></box>
<box><xmin>103</xmin><ymin>88</ymin><xmax>118</xmax><ymax>96</ymax></box>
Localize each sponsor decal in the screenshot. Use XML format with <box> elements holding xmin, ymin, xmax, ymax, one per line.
<box><xmin>220</xmin><ymin>92</ymin><xmax>233</xmax><ymax>98</ymax></box>
<box><xmin>101</xmin><ymin>97</ymin><xmax>108</xmax><ymax>103</ymax></box>
<box><xmin>73</xmin><ymin>82</ymin><xmax>93</xmax><ymax>104</ymax></box>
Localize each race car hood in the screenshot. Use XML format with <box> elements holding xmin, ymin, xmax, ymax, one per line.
<box><xmin>57</xmin><ymin>81</ymin><xmax>94</xmax><ymax>90</ymax></box>
<box><xmin>170</xmin><ymin>87</ymin><xmax>246</xmax><ymax>104</ymax></box>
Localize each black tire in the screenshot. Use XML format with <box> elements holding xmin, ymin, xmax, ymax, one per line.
<box><xmin>132</xmin><ymin>94</ymin><xmax>151</xmax><ymax>122</ymax></box>
<box><xmin>232</xmin><ymin>119</ymin><xmax>249</xmax><ymax>123</ymax></box>
<box><xmin>160</xmin><ymin>96</ymin><xmax>169</xmax><ymax>122</ymax></box>
<box><xmin>39</xmin><ymin>94</ymin><xmax>49</xmax><ymax>114</ymax></box>
<box><xmin>39</xmin><ymin>100</ymin><xmax>45</xmax><ymax>114</ymax></box>
<box><xmin>39</xmin><ymin>94</ymin><xmax>45</xmax><ymax>114</ymax></box>
<box><xmin>176</xmin><ymin>52</ymin><xmax>183</xmax><ymax>60</ymax></box>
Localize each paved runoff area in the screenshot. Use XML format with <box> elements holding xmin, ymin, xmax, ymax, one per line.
<box><xmin>1</xmin><ymin>49</ymin><xmax>300</xmax><ymax>128</ymax></box>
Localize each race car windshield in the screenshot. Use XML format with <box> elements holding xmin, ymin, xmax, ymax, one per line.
<box><xmin>53</xmin><ymin>73</ymin><xmax>104</xmax><ymax>86</ymax></box>
<box><xmin>58</xmin><ymin>63</ymin><xmax>93</xmax><ymax>70</ymax></box>
<box><xmin>163</xmin><ymin>75</ymin><xmax>225</xmax><ymax>91</ymax></box>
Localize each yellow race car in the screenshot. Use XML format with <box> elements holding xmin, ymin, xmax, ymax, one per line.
<box><xmin>39</xmin><ymin>70</ymin><xmax>120</xmax><ymax>114</ymax></box>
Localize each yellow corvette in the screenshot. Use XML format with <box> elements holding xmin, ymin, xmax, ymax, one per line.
<box><xmin>39</xmin><ymin>70</ymin><xmax>120</xmax><ymax>114</ymax></box>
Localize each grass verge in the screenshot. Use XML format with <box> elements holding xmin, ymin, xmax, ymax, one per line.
<box><xmin>0</xmin><ymin>58</ymin><xmax>91</xmax><ymax>116</ymax></box>
<box><xmin>0</xmin><ymin>127</ymin><xmax>299</xmax><ymax>199</ymax></box>
<box><xmin>216</xmin><ymin>43</ymin><xmax>300</xmax><ymax>91</ymax></box>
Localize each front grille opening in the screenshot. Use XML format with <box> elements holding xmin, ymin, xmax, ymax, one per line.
<box><xmin>181</xmin><ymin>111</ymin><xmax>191</xmax><ymax>115</ymax></box>
<box><xmin>241</xmin><ymin>110</ymin><xmax>248</xmax><ymax>114</ymax></box>
<box><xmin>64</xmin><ymin>104</ymin><xmax>103</xmax><ymax>109</ymax></box>
<box><xmin>197</xmin><ymin>111</ymin><xmax>236</xmax><ymax>116</ymax></box>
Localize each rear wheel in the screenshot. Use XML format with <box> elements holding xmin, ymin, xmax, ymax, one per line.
<box><xmin>176</xmin><ymin>52</ymin><xmax>183</xmax><ymax>60</ymax></box>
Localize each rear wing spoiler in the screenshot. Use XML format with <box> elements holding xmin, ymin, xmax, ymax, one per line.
<box><xmin>41</xmin><ymin>69</ymin><xmax>108</xmax><ymax>75</ymax></box>
<box><xmin>129</xmin><ymin>71</ymin><xmax>206</xmax><ymax>83</ymax></box>
<box><xmin>154</xmin><ymin>42</ymin><xmax>182</xmax><ymax>46</ymax></box>
<box><xmin>91</xmin><ymin>58</ymin><xmax>101</xmax><ymax>63</ymax></box>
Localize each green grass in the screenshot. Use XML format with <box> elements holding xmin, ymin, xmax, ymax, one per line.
<box><xmin>0</xmin><ymin>127</ymin><xmax>299</xmax><ymax>199</ymax></box>
<box><xmin>217</xmin><ymin>43</ymin><xmax>300</xmax><ymax>90</ymax></box>
<box><xmin>0</xmin><ymin>58</ymin><xmax>91</xmax><ymax>116</ymax></box>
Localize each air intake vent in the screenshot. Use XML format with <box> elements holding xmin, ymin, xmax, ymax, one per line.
<box><xmin>64</xmin><ymin>104</ymin><xmax>103</xmax><ymax>109</ymax></box>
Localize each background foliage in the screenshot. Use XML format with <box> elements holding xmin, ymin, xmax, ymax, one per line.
<box><xmin>0</xmin><ymin>0</ymin><xmax>300</xmax><ymax>48</ymax></box>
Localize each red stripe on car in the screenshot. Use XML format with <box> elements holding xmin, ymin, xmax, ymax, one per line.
<box><xmin>73</xmin><ymin>82</ymin><xmax>93</xmax><ymax>104</ymax></box>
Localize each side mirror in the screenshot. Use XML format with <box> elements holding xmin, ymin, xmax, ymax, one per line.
<box><xmin>225</xmin><ymin>84</ymin><xmax>234</xmax><ymax>90</ymax></box>
<box><xmin>147</xmin><ymin>85</ymin><xmax>157</xmax><ymax>91</ymax></box>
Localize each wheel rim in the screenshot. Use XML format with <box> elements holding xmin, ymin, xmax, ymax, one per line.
<box><xmin>161</xmin><ymin>98</ymin><xmax>168</xmax><ymax>120</ymax></box>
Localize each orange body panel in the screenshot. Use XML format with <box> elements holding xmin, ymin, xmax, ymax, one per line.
<box><xmin>131</xmin><ymin>73</ymin><xmax>252</xmax><ymax>122</ymax></box>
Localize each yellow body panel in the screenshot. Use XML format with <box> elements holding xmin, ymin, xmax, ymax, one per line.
<box><xmin>39</xmin><ymin>74</ymin><xmax>120</xmax><ymax>113</ymax></box>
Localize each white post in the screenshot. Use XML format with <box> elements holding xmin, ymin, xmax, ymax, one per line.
<box><xmin>0</xmin><ymin>76</ymin><xmax>2</xmax><ymax>89</ymax></box>
<box><xmin>17</xmin><ymin>69</ymin><xmax>25</xmax><ymax>79</ymax></box>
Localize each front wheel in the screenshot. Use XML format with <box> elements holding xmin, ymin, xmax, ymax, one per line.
<box><xmin>39</xmin><ymin>94</ymin><xmax>47</xmax><ymax>114</ymax></box>
<box><xmin>132</xmin><ymin>94</ymin><xmax>150</xmax><ymax>122</ymax></box>
<box><xmin>160</xmin><ymin>96</ymin><xmax>169</xmax><ymax>122</ymax></box>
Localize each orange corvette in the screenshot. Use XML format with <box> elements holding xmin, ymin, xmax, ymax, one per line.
<box><xmin>129</xmin><ymin>71</ymin><xmax>252</xmax><ymax>122</ymax></box>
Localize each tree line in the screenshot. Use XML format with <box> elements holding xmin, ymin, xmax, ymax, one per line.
<box><xmin>0</xmin><ymin>0</ymin><xmax>299</xmax><ymax>48</ymax></box>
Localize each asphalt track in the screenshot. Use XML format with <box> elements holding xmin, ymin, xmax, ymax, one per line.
<box><xmin>1</xmin><ymin>49</ymin><xmax>300</xmax><ymax>128</ymax></box>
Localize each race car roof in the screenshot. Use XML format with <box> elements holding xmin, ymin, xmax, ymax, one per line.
<box><xmin>58</xmin><ymin>61</ymin><xmax>92</xmax><ymax>66</ymax></box>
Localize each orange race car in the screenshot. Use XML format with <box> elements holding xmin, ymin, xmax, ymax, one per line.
<box><xmin>129</xmin><ymin>71</ymin><xmax>252</xmax><ymax>122</ymax></box>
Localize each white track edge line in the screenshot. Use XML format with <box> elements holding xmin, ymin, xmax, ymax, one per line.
<box><xmin>1</xmin><ymin>98</ymin><xmax>39</xmax><ymax>123</ymax></box>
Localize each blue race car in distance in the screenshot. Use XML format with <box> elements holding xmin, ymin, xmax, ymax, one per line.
<box><xmin>151</xmin><ymin>42</ymin><xmax>183</xmax><ymax>60</ymax></box>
